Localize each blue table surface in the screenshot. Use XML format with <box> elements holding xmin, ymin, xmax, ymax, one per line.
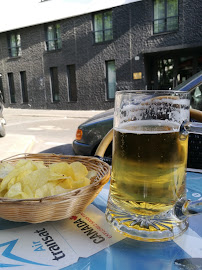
<box><xmin>1</xmin><ymin>171</ymin><xmax>202</xmax><ymax>270</ymax></box>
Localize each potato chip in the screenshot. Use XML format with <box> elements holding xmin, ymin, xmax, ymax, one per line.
<box><xmin>4</xmin><ymin>182</ymin><xmax>28</xmax><ymax>199</ymax></box>
<box><xmin>0</xmin><ymin>160</ymin><xmax>46</xmax><ymax>193</ymax></box>
<box><xmin>24</xmin><ymin>185</ymin><xmax>34</xmax><ymax>198</ymax></box>
<box><xmin>49</xmin><ymin>162</ymin><xmax>74</xmax><ymax>179</ymax></box>
<box><xmin>59</xmin><ymin>176</ymin><xmax>73</xmax><ymax>189</ymax></box>
<box><xmin>70</xmin><ymin>162</ymin><xmax>88</xmax><ymax>181</ymax></box>
<box><xmin>15</xmin><ymin>159</ymin><xmax>46</xmax><ymax>170</ymax></box>
<box><xmin>71</xmin><ymin>177</ymin><xmax>90</xmax><ymax>189</ymax></box>
<box><xmin>87</xmin><ymin>170</ymin><xmax>97</xmax><ymax>180</ymax></box>
<box><xmin>7</xmin><ymin>177</ymin><xmax>16</xmax><ymax>190</ymax></box>
<box><xmin>35</xmin><ymin>182</ymin><xmax>70</xmax><ymax>198</ymax></box>
<box><xmin>53</xmin><ymin>185</ymin><xmax>70</xmax><ymax>195</ymax></box>
<box><xmin>0</xmin><ymin>168</ymin><xmax>22</xmax><ymax>193</ymax></box>
<box><xmin>0</xmin><ymin>159</ymin><xmax>97</xmax><ymax>199</ymax></box>
<box><xmin>8</xmin><ymin>169</ymin><xmax>33</xmax><ymax>190</ymax></box>
<box><xmin>6</xmin><ymin>182</ymin><xmax>22</xmax><ymax>198</ymax></box>
<box><xmin>0</xmin><ymin>162</ymin><xmax>14</xmax><ymax>179</ymax></box>
<box><xmin>35</xmin><ymin>182</ymin><xmax>57</xmax><ymax>198</ymax></box>
<box><xmin>21</xmin><ymin>167</ymin><xmax>68</xmax><ymax>191</ymax></box>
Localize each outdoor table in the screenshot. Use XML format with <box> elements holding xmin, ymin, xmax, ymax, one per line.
<box><xmin>0</xmin><ymin>170</ymin><xmax>202</xmax><ymax>270</ymax></box>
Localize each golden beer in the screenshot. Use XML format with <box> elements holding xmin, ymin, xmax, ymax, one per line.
<box><xmin>110</xmin><ymin>120</ymin><xmax>188</xmax><ymax>216</ymax></box>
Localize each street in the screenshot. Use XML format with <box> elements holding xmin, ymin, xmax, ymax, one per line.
<box><xmin>0</xmin><ymin>108</ymin><xmax>103</xmax><ymax>160</ymax></box>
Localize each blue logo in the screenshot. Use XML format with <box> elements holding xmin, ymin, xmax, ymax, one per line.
<box><xmin>0</xmin><ymin>239</ymin><xmax>52</xmax><ymax>268</ymax></box>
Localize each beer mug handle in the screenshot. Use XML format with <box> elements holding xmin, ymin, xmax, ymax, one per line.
<box><xmin>175</xmin><ymin>198</ymin><xmax>202</xmax><ymax>219</ymax></box>
<box><xmin>95</xmin><ymin>129</ymin><xmax>113</xmax><ymax>162</ymax></box>
<box><xmin>177</xmin><ymin>112</ymin><xmax>202</xmax><ymax>218</ymax></box>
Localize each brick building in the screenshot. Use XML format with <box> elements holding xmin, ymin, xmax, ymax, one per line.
<box><xmin>0</xmin><ymin>0</ymin><xmax>201</xmax><ymax>110</ymax></box>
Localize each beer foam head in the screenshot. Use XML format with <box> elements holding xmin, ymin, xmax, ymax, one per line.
<box><xmin>114</xmin><ymin>96</ymin><xmax>190</xmax><ymax>127</ymax></box>
<box><xmin>116</xmin><ymin>120</ymin><xmax>180</xmax><ymax>134</ymax></box>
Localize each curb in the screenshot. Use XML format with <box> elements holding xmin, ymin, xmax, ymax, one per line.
<box><xmin>3</xmin><ymin>108</ymin><xmax>105</xmax><ymax>119</ymax></box>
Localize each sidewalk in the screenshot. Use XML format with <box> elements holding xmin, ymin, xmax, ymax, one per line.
<box><xmin>0</xmin><ymin>108</ymin><xmax>105</xmax><ymax>161</ymax></box>
<box><xmin>3</xmin><ymin>108</ymin><xmax>104</xmax><ymax>119</ymax></box>
<box><xmin>0</xmin><ymin>134</ymin><xmax>35</xmax><ymax>161</ymax></box>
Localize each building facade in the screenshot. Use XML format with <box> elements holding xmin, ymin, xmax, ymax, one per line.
<box><xmin>0</xmin><ymin>0</ymin><xmax>201</xmax><ymax>110</ymax></box>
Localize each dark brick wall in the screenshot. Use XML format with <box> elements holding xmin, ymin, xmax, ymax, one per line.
<box><xmin>0</xmin><ymin>0</ymin><xmax>201</xmax><ymax>110</ymax></box>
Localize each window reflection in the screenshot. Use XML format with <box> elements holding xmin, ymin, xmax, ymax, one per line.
<box><xmin>94</xmin><ymin>10</ymin><xmax>113</xmax><ymax>43</ymax></box>
<box><xmin>46</xmin><ymin>23</ymin><xmax>62</xmax><ymax>51</ymax></box>
<box><xmin>8</xmin><ymin>33</ymin><xmax>21</xmax><ymax>57</ymax></box>
<box><xmin>153</xmin><ymin>0</ymin><xmax>178</xmax><ymax>34</ymax></box>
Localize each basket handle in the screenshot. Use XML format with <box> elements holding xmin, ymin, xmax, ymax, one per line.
<box><xmin>95</xmin><ymin>108</ymin><xmax>202</xmax><ymax>158</ymax></box>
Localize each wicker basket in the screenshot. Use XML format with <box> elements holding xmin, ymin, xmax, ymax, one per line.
<box><xmin>0</xmin><ymin>153</ymin><xmax>110</xmax><ymax>223</ymax></box>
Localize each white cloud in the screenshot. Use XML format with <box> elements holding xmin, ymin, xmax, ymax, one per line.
<box><xmin>0</xmin><ymin>0</ymin><xmax>141</xmax><ymax>33</ymax></box>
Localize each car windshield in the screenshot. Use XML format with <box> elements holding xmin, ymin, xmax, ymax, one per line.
<box><xmin>174</xmin><ymin>70</ymin><xmax>202</xmax><ymax>92</ymax></box>
<box><xmin>172</xmin><ymin>70</ymin><xmax>202</xmax><ymax>111</ymax></box>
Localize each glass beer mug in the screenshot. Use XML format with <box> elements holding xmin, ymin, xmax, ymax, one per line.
<box><xmin>104</xmin><ymin>90</ymin><xmax>202</xmax><ymax>242</ymax></box>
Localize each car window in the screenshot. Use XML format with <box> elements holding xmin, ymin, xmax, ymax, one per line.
<box><xmin>190</xmin><ymin>84</ymin><xmax>202</xmax><ymax>111</ymax></box>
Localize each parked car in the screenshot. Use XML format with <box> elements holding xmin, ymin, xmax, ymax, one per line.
<box><xmin>73</xmin><ymin>108</ymin><xmax>113</xmax><ymax>157</ymax></box>
<box><xmin>73</xmin><ymin>71</ymin><xmax>202</xmax><ymax>168</ymax></box>
<box><xmin>0</xmin><ymin>91</ymin><xmax>6</xmax><ymax>137</ymax></box>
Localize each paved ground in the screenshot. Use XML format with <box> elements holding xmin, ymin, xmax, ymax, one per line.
<box><xmin>4</xmin><ymin>108</ymin><xmax>103</xmax><ymax>118</ymax></box>
<box><xmin>0</xmin><ymin>108</ymin><xmax>104</xmax><ymax>161</ymax></box>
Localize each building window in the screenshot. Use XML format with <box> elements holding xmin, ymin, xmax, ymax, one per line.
<box><xmin>45</xmin><ymin>23</ymin><xmax>62</xmax><ymax>51</ymax></box>
<box><xmin>153</xmin><ymin>0</ymin><xmax>178</xmax><ymax>34</ymax></box>
<box><xmin>7</xmin><ymin>73</ymin><xmax>16</xmax><ymax>103</ymax></box>
<box><xmin>20</xmin><ymin>71</ymin><xmax>28</xmax><ymax>103</ymax></box>
<box><xmin>106</xmin><ymin>60</ymin><xmax>116</xmax><ymax>99</ymax></box>
<box><xmin>67</xmin><ymin>65</ymin><xmax>77</xmax><ymax>102</ymax></box>
<box><xmin>8</xmin><ymin>33</ymin><xmax>21</xmax><ymax>57</ymax></box>
<box><xmin>93</xmin><ymin>10</ymin><xmax>113</xmax><ymax>43</ymax></box>
<box><xmin>50</xmin><ymin>67</ymin><xmax>59</xmax><ymax>102</ymax></box>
